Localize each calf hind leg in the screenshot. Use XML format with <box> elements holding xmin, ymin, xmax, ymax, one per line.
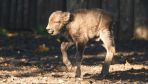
<box><xmin>99</xmin><ymin>29</ymin><xmax>115</xmax><ymax>78</ymax></box>
<box><xmin>75</xmin><ymin>43</ymin><xmax>85</xmax><ymax>80</ymax></box>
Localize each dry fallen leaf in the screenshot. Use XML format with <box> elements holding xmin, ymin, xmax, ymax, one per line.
<box><xmin>6</xmin><ymin>32</ymin><xmax>18</xmax><ymax>37</ymax></box>
<box><xmin>35</xmin><ymin>44</ymin><xmax>49</xmax><ymax>52</ymax></box>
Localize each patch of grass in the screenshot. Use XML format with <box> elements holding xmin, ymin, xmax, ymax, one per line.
<box><xmin>0</xmin><ymin>27</ymin><xmax>8</xmax><ymax>35</ymax></box>
<box><xmin>34</xmin><ymin>25</ymin><xmax>48</xmax><ymax>35</ymax></box>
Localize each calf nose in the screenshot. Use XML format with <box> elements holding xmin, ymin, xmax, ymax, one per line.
<box><xmin>46</xmin><ymin>27</ymin><xmax>50</xmax><ymax>30</ymax></box>
<box><xmin>46</xmin><ymin>28</ymin><xmax>54</xmax><ymax>34</ymax></box>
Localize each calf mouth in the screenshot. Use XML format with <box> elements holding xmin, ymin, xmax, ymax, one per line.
<box><xmin>47</xmin><ymin>30</ymin><xmax>59</xmax><ymax>36</ymax></box>
<box><xmin>47</xmin><ymin>30</ymin><xmax>54</xmax><ymax>35</ymax></box>
<box><xmin>47</xmin><ymin>29</ymin><xmax>55</xmax><ymax>35</ymax></box>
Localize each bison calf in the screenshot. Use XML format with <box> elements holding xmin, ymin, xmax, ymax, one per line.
<box><xmin>46</xmin><ymin>8</ymin><xmax>116</xmax><ymax>80</ymax></box>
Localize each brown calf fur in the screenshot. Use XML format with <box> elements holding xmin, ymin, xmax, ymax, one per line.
<box><xmin>46</xmin><ymin>8</ymin><xmax>116</xmax><ymax>80</ymax></box>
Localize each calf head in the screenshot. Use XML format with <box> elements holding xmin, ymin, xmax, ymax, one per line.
<box><xmin>46</xmin><ymin>11</ymin><xmax>70</xmax><ymax>35</ymax></box>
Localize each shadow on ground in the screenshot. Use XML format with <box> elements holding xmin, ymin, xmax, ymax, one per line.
<box><xmin>86</xmin><ymin>68</ymin><xmax>148</xmax><ymax>82</ymax></box>
<box><xmin>0</xmin><ymin>32</ymin><xmax>148</xmax><ymax>82</ymax></box>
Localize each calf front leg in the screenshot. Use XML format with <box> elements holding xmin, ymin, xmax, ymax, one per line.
<box><xmin>100</xmin><ymin>29</ymin><xmax>116</xmax><ymax>78</ymax></box>
<box><xmin>75</xmin><ymin>43</ymin><xmax>85</xmax><ymax>79</ymax></box>
<box><xmin>61</xmin><ymin>42</ymin><xmax>74</xmax><ymax>71</ymax></box>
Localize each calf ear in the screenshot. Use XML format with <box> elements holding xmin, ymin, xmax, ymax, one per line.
<box><xmin>62</xmin><ymin>12</ymin><xmax>70</xmax><ymax>22</ymax></box>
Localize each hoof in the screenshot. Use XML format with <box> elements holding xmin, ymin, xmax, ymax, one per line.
<box><xmin>75</xmin><ymin>77</ymin><xmax>83</xmax><ymax>83</ymax></box>
<box><xmin>66</xmin><ymin>66</ymin><xmax>72</xmax><ymax>72</ymax></box>
<box><xmin>66</xmin><ymin>65</ymin><xmax>73</xmax><ymax>72</ymax></box>
<box><xmin>76</xmin><ymin>77</ymin><xmax>82</xmax><ymax>81</ymax></box>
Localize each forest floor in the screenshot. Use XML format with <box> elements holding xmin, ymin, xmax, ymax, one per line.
<box><xmin>0</xmin><ymin>32</ymin><xmax>148</xmax><ymax>84</ymax></box>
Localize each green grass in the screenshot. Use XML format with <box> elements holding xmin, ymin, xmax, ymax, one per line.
<box><xmin>34</xmin><ymin>25</ymin><xmax>49</xmax><ymax>35</ymax></box>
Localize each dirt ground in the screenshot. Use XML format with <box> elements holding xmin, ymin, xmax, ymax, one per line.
<box><xmin>0</xmin><ymin>32</ymin><xmax>148</xmax><ymax>84</ymax></box>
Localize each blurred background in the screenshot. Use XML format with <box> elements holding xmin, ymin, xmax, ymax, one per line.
<box><xmin>0</xmin><ymin>0</ymin><xmax>147</xmax><ymax>83</ymax></box>
<box><xmin>0</xmin><ymin>0</ymin><xmax>148</xmax><ymax>40</ymax></box>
